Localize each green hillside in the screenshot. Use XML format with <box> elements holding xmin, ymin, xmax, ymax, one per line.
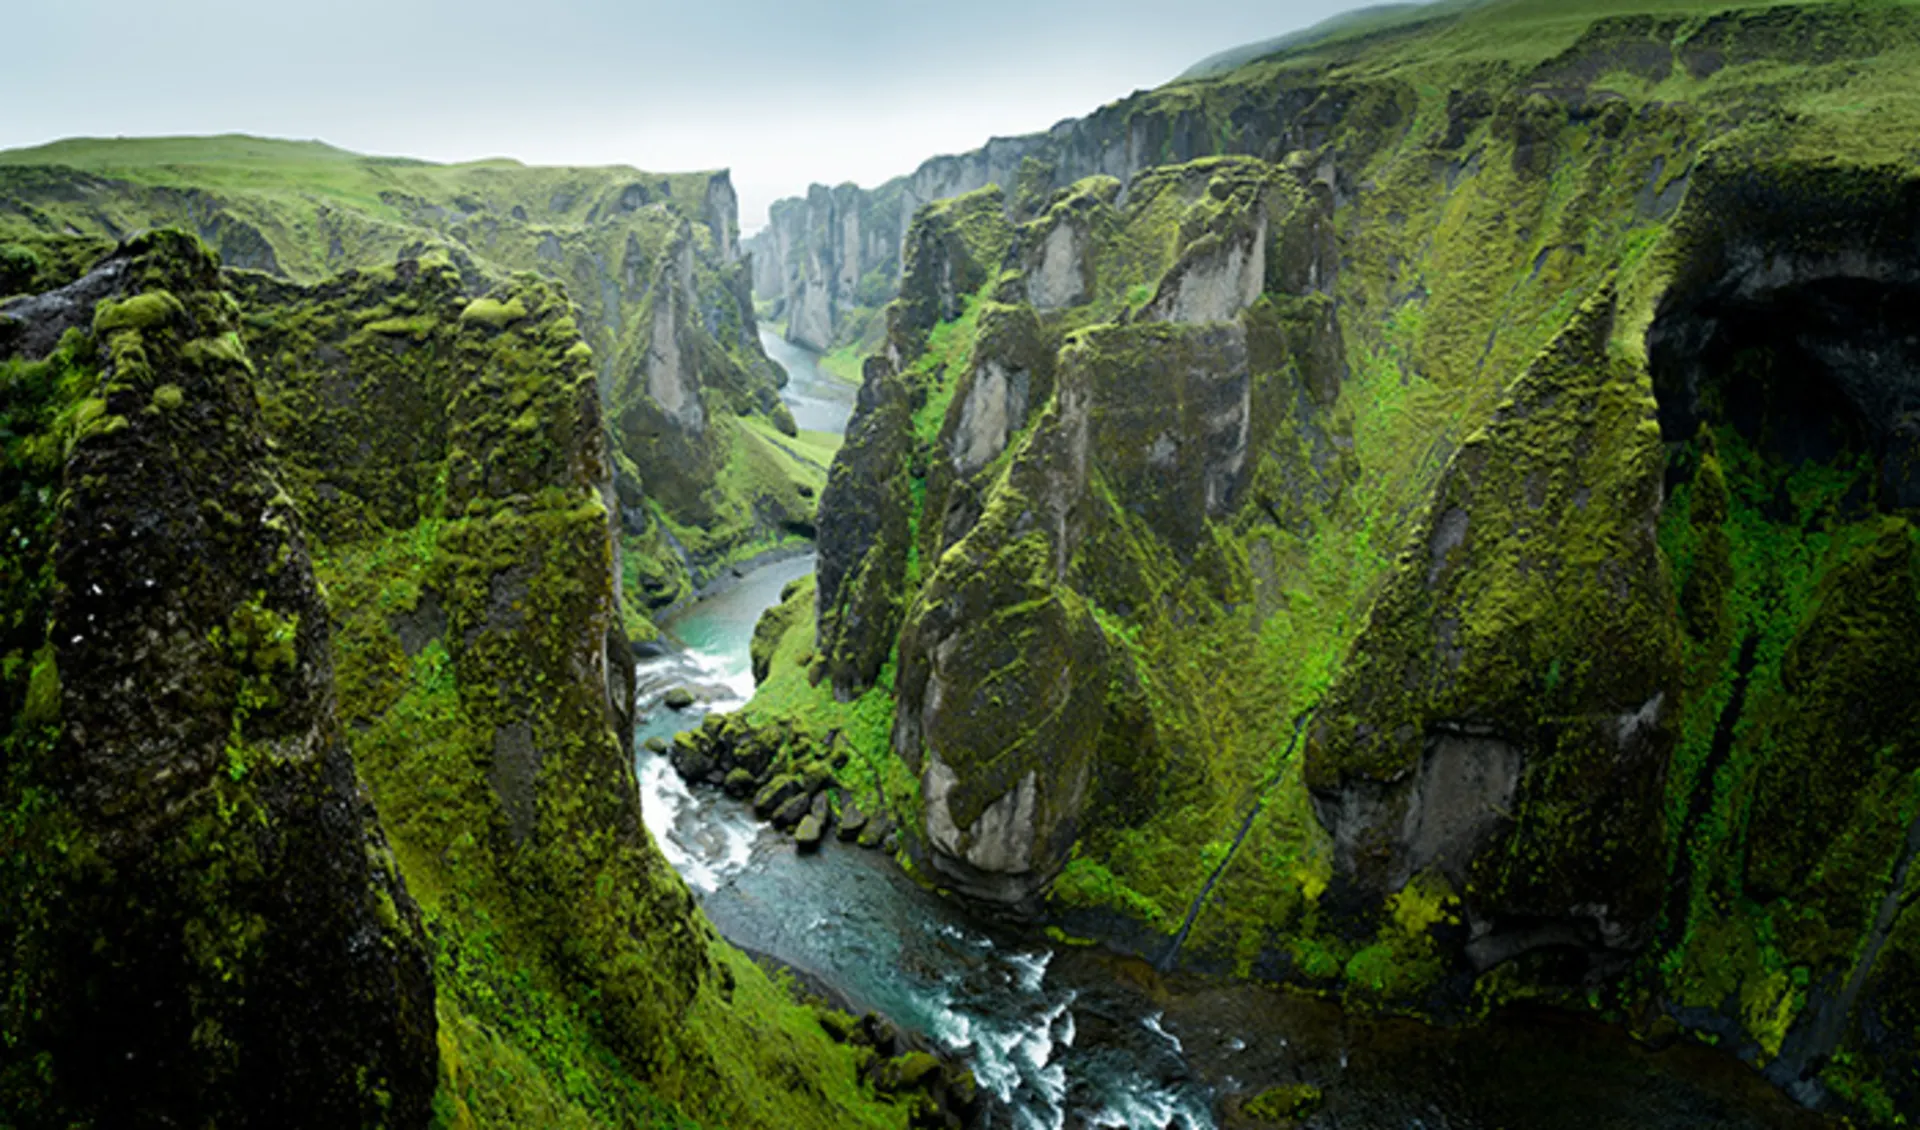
<box><xmin>745</xmin><ymin>1</ymin><xmax>1920</xmax><ymax>1122</ymax></box>
<box><xmin>0</xmin><ymin>134</ymin><xmax>817</xmax><ymax>635</ymax></box>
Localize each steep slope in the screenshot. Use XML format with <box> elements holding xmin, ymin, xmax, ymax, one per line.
<box><xmin>745</xmin><ymin>1</ymin><xmax>1920</xmax><ymax>1121</ymax></box>
<box><xmin>0</xmin><ymin>137</ymin><xmax>817</xmax><ymax>635</ymax></box>
<box><xmin>234</xmin><ymin>252</ymin><xmax>904</xmax><ymax>1129</ymax></box>
<box><xmin>0</xmin><ymin>230</ymin><xmax>439</xmax><ymax>1127</ymax></box>
<box><xmin>1</xmin><ymin>230</ymin><xmax>911</xmax><ymax>1128</ymax></box>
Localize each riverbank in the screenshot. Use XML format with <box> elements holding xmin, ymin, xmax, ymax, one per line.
<box><xmin>632</xmin><ymin>330</ymin><xmax>1835</xmax><ymax>1129</ymax></box>
<box><xmin>640</xmin><ymin>557</ymin><xmax>1839</xmax><ymax>1130</ymax></box>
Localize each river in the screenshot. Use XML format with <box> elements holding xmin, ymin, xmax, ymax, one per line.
<box><xmin>761</xmin><ymin>327</ymin><xmax>858</xmax><ymax>435</ymax></box>
<box><xmin>627</xmin><ymin>334</ymin><xmax>1830</xmax><ymax>1130</ymax></box>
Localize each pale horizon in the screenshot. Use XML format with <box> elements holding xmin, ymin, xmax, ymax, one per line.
<box><xmin>0</xmin><ymin>0</ymin><xmax>1376</xmax><ymax>234</ymax></box>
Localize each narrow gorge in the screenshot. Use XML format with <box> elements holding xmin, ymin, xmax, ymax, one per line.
<box><xmin>5</xmin><ymin>1</ymin><xmax>1920</xmax><ymax>1127</ymax></box>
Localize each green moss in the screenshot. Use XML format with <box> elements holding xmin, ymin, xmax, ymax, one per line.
<box><xmin>819</xmin><ymin>343</ymin><xmax>865</xmax><ymax>384</ymax></box>
<box><xmin>0</xmin><ymin>241</ymin><xmax>41</xmax><ymax>286</ymax></box>
<box><xmin>91</xmin><ymin>290</ymin><xmax>185</xmax><ymax>334</ymax></box>
<box><xmin>21</xmin><ymin>644</ymin><xmax>59</xmax><ymax>723</ymax></box>
<box><xmin>368</xmin><ymin>314</ymin><xmax>438</xmax><ymax>339</ymax></box>
<box><xmin>1242</xmin><ymin>1081</ymin><xmax>1322</xmax><ymax>1123</ymax></box>
<box><xmin>458</xmin><ymin>296</ymin><xmax>528</xmax><ymax>328</ymax></box>
<box><xmin>1048</xmin><ymin>856</ymin><xmax>1170</xmax><ymax>930</ymax></box>
<box><xmin>182</xmin><ymin>332</ymin><xmax>250</xmax><ymax>371</ymax></box>
<box><xmin>1649</xmin><ymin>417</ymin><xmax>1919</xmax><ymax>1095</ymax></box>
<box><xmin>743</xmin><ymin>574</ymin><xmax>921</xmax><ymax>831</ymax></box>
<box><xmin>1339</xmin><ymin>874</ymin><xmax>1458</xmax><ymax>1011</ymax></box>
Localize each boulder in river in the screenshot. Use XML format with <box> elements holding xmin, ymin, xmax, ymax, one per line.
<box><xmin>754</xmin><ymin>773</ymin><xmax>803</xmax><ymax>817</ymax></box>
<box><xmin>771</xmin><ymin>791</ymin><xmax>813</xmax><ymax>830</ymax></box>
<box><xmin>836</xmin><ymin>796</ymin><xmax>869</xmax><ymax>841</ymax></box>
<box><xmin>858</xmin><ymin>815</ymin><xmax>892</xmax><ymax>850</ymax></box>
<box><xmin>858</xmin><ymin>1014</ymin><xmax>903</xmax><ymax>1056</ymax></box>
<box><xmin>670</xmin><ymin>731</ymin><xmax>714</xmax><ymax>781</ymax></box>
<box><xmin>945</xmin><ymin>1067</ymin><xmax>979</xmax><ymax>1116</ymax></box>
<box><xmin>723</xmin><ymin>767</ymin><xmax>755</xmax><ymax>798</ymax></box>
<box><xmin>663</xmin><ymin>686</ymin><xmax>696</xmax><ymax>710</ymax></box>
<box><xmin>643</xmin><ymin>735</ymin><xmax>668</xmax><ymax>754</ymax></box>
<box><xmin>794</xmin><ymin>814</ymin><xmax>825</xmax><ymax>851</ymax></box>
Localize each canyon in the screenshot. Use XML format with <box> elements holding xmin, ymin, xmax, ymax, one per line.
<box><xmin>4</xmin><ymin>1</ymin><xmax>1920</xmax><ymax>1127</ymax></box>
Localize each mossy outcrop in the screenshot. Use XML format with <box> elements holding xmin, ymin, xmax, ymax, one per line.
<box><xmin>814</xmin><ymin>355</ymin><xmax>916</xmax><ymax>699</ymax></box>
<box><xmin>2</xmin><ymin>228</ymin><xmax>911</xmax><ymax>1128</ymax></box>
<box><xmin>0</xmin><ymin>230</ymin><xmax>438</xmax><ymax>1127</ymax></box>
<box><xmin>760</xmin><ymin>2</ymin><xmax>1920</xmax><ymax>1120</ymax></box>
<box><xmin>0</xmin><ymin>140</ymin><xmax>814</xmax><ymax>630</ymax></box>
<box><xmin>805</xmin><ymin>155</ymin><xmax>1345</xmax><ymax>907</ymax></box>
<box><xmin>1305</xmin><ymin>287</ymin><xmax>1680</xmax><ymax>978</ymax></box>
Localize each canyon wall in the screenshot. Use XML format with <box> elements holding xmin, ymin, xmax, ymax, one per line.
<box><xmin>746</xmin><ymin>4</ymin><xmax>1920</xmax><ymax>1123</ymax></box>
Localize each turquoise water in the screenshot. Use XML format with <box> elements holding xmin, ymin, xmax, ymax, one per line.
<box><xmin>632</xmin><ymin>552</ymin><xmax>816</xmax><ymax>742</ymax></box>
<box><xmin>762</xmin><ymin>328</ymin><xmax>857</xmax><ymax>435</ymax></box>
<box><xmin>632</xmin><ymin>561</ymin><xmax>1211</xmax><ymax>1128</ymax></box>
<box><xmin>624</xmin><ymin>335</ymin><xmax>1829</xmax><ymax>1129</ymax></box>
<box><xmin>630</xmin><ymin>552</ymin><xmax>1827</xmax><ymax>1130</ymax></box>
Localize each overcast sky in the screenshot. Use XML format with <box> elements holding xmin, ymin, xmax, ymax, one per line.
<box><xmin>1</xmin><ymin>1</ymin><xmax>1370</xmax><ymax>232</ymax></box>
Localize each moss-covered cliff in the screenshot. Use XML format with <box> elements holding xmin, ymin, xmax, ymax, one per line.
<box><xmin>0</xmin><ymin>230</ymin><xmax>439</xmax><ymax>1126</ymax></box>
<box><xmin>749</xmin><ymin>1</ymin><xmax>1920</xmax><ymax>1121</ymax></box>
<box><xmin>1</xmin><ymin>230</ymin><xmax>910</xmax><ymax>1128</ymax></box>
<box><xmin>0</xmin><ymin>137</ymin><xmax>821</xmax><ymax>636</ymax></box>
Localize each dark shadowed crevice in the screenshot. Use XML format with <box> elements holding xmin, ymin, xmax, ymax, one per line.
<box><xmin>1658</xmin><ymin>630</ymin><xmax>1758</xmax><ymax>950</ymax></box>
<box><xmin>1648</xmin><ymin>238</ymin><xmax>1920</xmax><ymax>511</ymax></box>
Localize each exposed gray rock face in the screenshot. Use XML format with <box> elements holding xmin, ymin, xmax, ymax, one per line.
<box><xmin>924</xmin><ymin>753</ymin><xmax>1043</xmax><ymax>886</ymax></box>
<box><xmin>1141</xmin><ymin>211</ymin><xmax>1268</xmax><ymax>324</ymax></box>
<box><xmin>945</xmin><ymin>302</ymin><xmax>1051</xmax><ymax>480</ymax></box>
<box><xmin>1025</xmin><ymin>219</ymin><xmax>1089</xmax><ymax>310</ymax></box>
<box><xmin>952</xmin><ymin>359</ymin><xmax>1032</xmax><ymax>476</ymax></box>
<box><xmin>892</xmin><ymin>397</ymin><xmax>1107</xmax><ymax>906</ymax></box>
<box><xmin>1313</xmin><ymin>726</ymin><xmax>1523</xmax><ymax>898</ymax></box>
<box><xmin>0</xmin><ymin>259</ymin><xmax>131</xmax><ymax>359</ymax></box>
<box><xmin>747</xmin><ymin>182</ymin><xmax>905</xmax><ymax>351</ymax></box>
<box><xmin>701</xmin><ymin>171</ymin><xmax>740</xmax><ymax>264</ymax></box>
<box><xmin>639</xmin><ymin>227</ymin><xmax>706</xmax><ymax>435</ymax></box>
